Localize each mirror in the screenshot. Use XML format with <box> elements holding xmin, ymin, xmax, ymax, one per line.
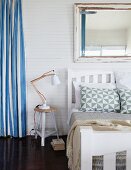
<box><xmin>74</xmin><ymin>3</ymin><xmax>131</xmax><ymax>62</ymax></box>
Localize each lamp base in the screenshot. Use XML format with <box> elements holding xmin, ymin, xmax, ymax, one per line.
<box><xmin>39</xmin><ymin>104</ymin><xmax>50</xmax><ymax>109</ymax></box>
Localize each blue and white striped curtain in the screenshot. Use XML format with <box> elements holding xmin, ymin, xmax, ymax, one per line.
<box><xmin>0</xmin><ymin>0</ymin><xmax>26</xmax><ymax>137</ymax></box>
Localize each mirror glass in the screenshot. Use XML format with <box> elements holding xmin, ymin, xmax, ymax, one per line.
<box><xmin>74</xmin><ymin>3</ymin><xmax>131</xmax><ymax>62</ymax></box>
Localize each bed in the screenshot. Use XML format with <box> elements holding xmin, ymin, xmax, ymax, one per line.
<box><xmin>67</xmin><ymin>69</ymin><xmax>131</xmax><ymax>170</ymax></box>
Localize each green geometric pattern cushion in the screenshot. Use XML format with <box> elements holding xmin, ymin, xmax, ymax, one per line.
<box><xmin>118</xmin><ymin>89</ymin><xmax>131</xmax><ymax>114</ymax></box>
<box><xmin>80</xmin><ymin>86</ymin><xmax>120</xmax><ymax>112</ymax></box>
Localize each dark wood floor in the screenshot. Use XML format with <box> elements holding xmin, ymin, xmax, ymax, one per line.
<box><xmin>0</xmin><ymin>136</ymin><xmax>69</xmax><ymax>170</ymax></box>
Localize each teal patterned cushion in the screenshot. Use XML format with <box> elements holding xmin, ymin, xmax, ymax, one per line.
<box><xmin>118</xmin><ymin>89</ymin><xmax>131</xmax><ymax>114</ymax></box>
<box><xmin>80</xmin><ymin>86</ymin><xmax>120</xmax><ymax>112</ymax></box>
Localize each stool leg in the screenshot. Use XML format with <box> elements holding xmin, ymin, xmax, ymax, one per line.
<box><xmin>41</xmin><ymin>112</ymin><xmax>46</xmax><ymax>146</ymax></box>
<box><xmin>52</xmin><ymin>112</ymin><xmax>59</xmax><ymax>139</ymax></box>
<box><xmin>35</xmin><ymin>132</ymin><xmax>38</xmax><ymax>139</ymax></box>
<box><xmin>34</xmin><ymin>111</ymin><xmax>37</xmax><ymax>139</ymax></box>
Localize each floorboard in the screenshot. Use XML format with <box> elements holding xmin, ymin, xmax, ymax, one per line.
<box><xmin>0</xmin><ymin>136</ymin><xmax>69</xmax><ymax>170</ymax></box>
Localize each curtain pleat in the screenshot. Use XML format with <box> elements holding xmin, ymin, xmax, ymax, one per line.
<box><xmin>0</xmin><ymin>0</ymin><xmax>26</xmax><ymax>137</ymax></box>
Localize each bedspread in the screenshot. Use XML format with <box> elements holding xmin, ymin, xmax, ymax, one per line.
<box><xmin>67</xmin><ymin>119</ymin><xmax>131</xmax><ymax>170</ymax></box>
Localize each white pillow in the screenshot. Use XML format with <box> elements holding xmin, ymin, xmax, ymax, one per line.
<box><xmin>115</xmin><ymin>72</ymin><xmax>131</xmax><ymax>89</ymax></box>
<box><xmin>73</xmin><ymin>81</ymin><xmax>116</xmax><ymax>109</ymax></box>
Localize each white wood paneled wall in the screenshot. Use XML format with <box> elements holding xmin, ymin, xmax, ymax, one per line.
<box><xmin>23</xmin><ymin>0</ymin><xmax>131</xmax><ymax>135</ymax></box>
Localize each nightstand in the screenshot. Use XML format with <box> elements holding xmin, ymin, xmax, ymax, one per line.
<box><xmin>34</xmin><ymin>106</ymin><xmax>59</xmax><ymax>146</ymax></box>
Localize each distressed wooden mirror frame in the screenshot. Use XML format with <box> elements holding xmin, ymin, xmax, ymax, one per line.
<box><xmin>74</xmin><ymin>3</ymin><xmax>131</xmax><ymax>63</ymax></box>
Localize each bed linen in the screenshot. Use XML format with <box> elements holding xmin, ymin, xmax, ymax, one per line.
<box><xmin>67</xmin><ymin>112</ymin><xmax>131</xmax><ymax>170</ymax></box>
<box><xmin>70</xmin><ymin>112</ymin><xmax>131</xmax><ymax>126</ymax></box>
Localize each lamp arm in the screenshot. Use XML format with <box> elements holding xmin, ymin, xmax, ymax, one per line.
<box><xmin>43</xmin><ymin>70</ymin><xmax>54</xmax><ymax>75</ymax></box>
<box><xmin>30</xmin><ymin>70</ymin><xmax>55</xmax><ymax>105</ymax></box>
<box><xmin>31</xmin><ymin>82</ymin><xmax>46</xmax><ymax>103</ymax></box>
<box><xmin>31</xmin><ymin>73</ymin><xmax>55</xmax><ymax>83</ymax></box>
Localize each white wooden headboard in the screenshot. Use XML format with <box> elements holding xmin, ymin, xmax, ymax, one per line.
<box><xmin>67</xmin><ymin>69</ymin><xmax>115</xmax><ymax>122</ymax></box>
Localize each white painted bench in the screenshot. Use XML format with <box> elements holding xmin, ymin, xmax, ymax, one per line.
<box><xmin>80</xmin><ymin>126</ymin><xmax>131</xmax><ymax>170</ymax></box>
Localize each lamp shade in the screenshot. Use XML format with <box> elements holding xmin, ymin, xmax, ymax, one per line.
<box><xmin>51</xmin><ymin>75</ymin><xmax>61</xmax><ymax>85</ymax></box>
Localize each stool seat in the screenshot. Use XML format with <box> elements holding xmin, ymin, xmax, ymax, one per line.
<box><xmin>34</xmin><ymin>107</ymin><xmax>56</xmax><ymax>113</ymax></box>
<box><xmin>34</xmin><ymin>106</ymin><xmax>59</xmax><ymax>146</ymax></box>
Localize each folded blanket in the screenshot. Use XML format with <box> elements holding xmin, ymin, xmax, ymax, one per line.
<box><xmin>66</xmin><ymin>119</ymin><xmax>131</xmax><ymax>170</ymax></box>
